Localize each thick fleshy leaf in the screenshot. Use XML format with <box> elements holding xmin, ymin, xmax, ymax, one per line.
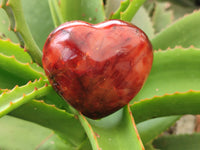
<box><xmin>157</xmin><ymin>0</ymin><xmax>197</xmax><ymax>7</ymax></box>
<box><xmin>0</xmin><ymin>115</ymin><xmax>73</xmax><ymax>150</ymax></box>
<box><xmin>137</xmin><ymin>116</ymin><xmax>180</xmax><ymax>144</ymax></box>
<box><xmin>152</xmin><ymin>10</ymin><xmax>200</xmax><ymax>49</ymax></box>
<box><xmin>105</xmin><ymin>0</ymin><xmax>155</xmax><ymax>38</ymax></box>
<box><xmin>21</xmin><ymin>0</ymin><xmax>54</xmax><ymax>49</ymax></box>
<box><xmin>48</xmin><ymin>0</ymin><xmax>64</xmax><ymax>27</ymax></box>
<box><xmin>0</xmin><ymin>53</ymin><xmax>44</xmax><ymax>88</ymax></box>
<box><xmin>10</xmin><ymin>100</ymin><xmax>88</xmax><ymax>148</ymax></box>
<box><xmin>0</xmin><ymin>8</ymin><xmax>18</xmax><ymax>42</ymax></box>
<box><xmin>78</xmin><ymin>105</ymin><xmax>144</xmax><ymax>150</ymax></box>
<box><xmin>153</xmin><ymin>133</ymin><xmax>200</xmax><ymax>150</ymax></box>
<box><xmin>0</xmin><ymin>52</ymin><xmax>43</xmax><ymax>76</ymax></box>
<box><xmin>132</xmin><ymin>90</ymin><xmax>200</xmax><ymax>123</ymax></box>
<box><xmin>60</xmin><ymin>0</ymin><xmax>105</xmax><ymax>24</ymax></box>
<box><xmin>0</xmin><ymin>39</ymin><xmax>32</xmax><ymax>63</ymax></box>
<box><xmin>110</xmin><ymin>0</ymin><xmax>146</xmax><ymax>22</ymax></box>
<box><xmin>131</xmin><ymin>6</ymin><xmax>154</xmax><ymax>38</ymax></box>
<box><xmin>37</xmin><ymin>133</ymin><xmax>74</xmax><ymax>150</ymax></box>
<box><xmin>0</xmin><ymin>89</ymin><xmax>9</xmax><ymax>94</ymax></box>
<box><xmin>168</xmin><ymin>3</ymin><xmax>199</xmax><ymax>20</ymax></box>
<box><xmin>41</xmin><ymin>86</ymin><xmax>72</xmax><ymax>112</ymax></box>
<box><xmin>133</xmin><ymin>47</ymin><xmax>200</xmax><ymax>101</ymax></box>
<box><xmin>0</xmin><ymin>39</ymin><xmax>43</xmax><ymax>89</ymax></box>
<box><xmin>130</xmin><ymin>47</ymin><xmax>200</xmax><ymax>145</ymax></box>
<box><xmin>143</xmin><ymin>0</ymin><xmax>155</xmax><ymax>16</ymax></box>
<box><xmin>152</xmin><ymin>2</ymin><xmax>173</xmax><ymax>33</ymax></box>
<box><xmin>132</xmin><ymin>47</ymin><xmax>200</xmax><ymax>122</ymax></box>
<box><xmin>0</xmin><ymin>79</ymin><xmax>49</xmax><ymax>118</ymax></box>
<box><xmin>0</xmin><ymin>69</ymin><xmax>27</xmax><ymax>89</ymax></box>
<box><xmin>145</xmin><ymin>143</ymin><xmax>158</xmax><ymax>150</ymax></box>
<box><xmin>110</xmin><ymin>0</ymin><xmax>129</xmax><ymax>19</ymax></box>
<box><xmin>2</xmin><ymin>0</ymin><xmax>43</xmax><ymax>66</ymax></box>
<box><xmin>104</xmin><ymin>0</ymin><xmax>121</xmax><ymax>18</ymax></box>
<box><xmin>0</xmin><ymin>115</ymin><xmax>52</xmax><ymax>149</ymax></box>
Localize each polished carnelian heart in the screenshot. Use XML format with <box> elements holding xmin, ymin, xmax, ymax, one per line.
<box><xmin>42</xmin><ymin>20</ymin><xmax>153</xmax><ymax>119</ymax></box>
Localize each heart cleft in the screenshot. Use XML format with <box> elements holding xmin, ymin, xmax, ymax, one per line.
<box><xmin>42</xmin><ymin>20</ymin><xmax>153</xmax><ymax>119</ymax></box>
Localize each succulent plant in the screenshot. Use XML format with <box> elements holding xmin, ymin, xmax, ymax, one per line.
<box><xmin>0</xmin><ymin>0</ymin><xmax>200</xmax><ymax>149</ymax></box>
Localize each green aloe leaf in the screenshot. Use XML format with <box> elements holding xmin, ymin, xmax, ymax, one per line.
<box><xmin>0</xmin><ymin>69</ymin><xmax>28</xmax><ymax>89</ymax></box>
<box><xmin>110</xmin><ymin>0</ymin><xmax>129</xmax><ymax>19</ymax></box>
<box><xmin>120</xmin><ymin>0</ymin><xmax>146</xmax><ymax>22</ymax></box>
<box><xmin>168</xmin><ymin>3</ymin><xmax>198</xmax><ymax>20</ymax></box>
<box><xmin>132</xmin><ymin>90</ymin><xmax>200</xmax><ymax>123</ymax></box>
<box><xmin>133</xmin><ymin>47</ymin><xmax>200</xmax><ymax>101</ymax></box>
<box><xmin>137</xmin><ymin>116</ymin><xmax>180</xmax><ymax>144</ymax></box>
<box><xmin>105</xmin><ymin>0</ymin><xmax>121</xmax><ymax>18</ymax></box>
<box><xmin>145</xmin><ymin>143</ymin><xmax>158</xmax><ymax>150</ymax></box>
<box><xmin>21</xmin><ymin>0</ymin><xmax>54</xmax><ymax>50</ymax></box>
<box><xmin>110</xmin><ymin>0</ymin><xmax>146</xmax><ymax>22</ymax></box>
<box><xmin>78</xmin><ymin>105</ymin><xmax>144</xmax><ymax>150</ymax></box>
<box><xmin>0</xmin><ymin>79</ymin><xmax>49</xmax><ymax>118</ymax></box>
<box><xmin>0</xmin><ymin>53</ymin><xmax>44</xmax><ymax>81</ymax></box>
<box><xmin>0</xmin><ymin>89</ymin><xmax>9</xmax><ymax>94</ymax></box>
<box><xmin>153</xmin><ymin>133</ymin><xmax>200</xmax><ymax>150</ymax></box>
<box><xmin>0</xmin><ymin>115</ymin><xmax>73</xmax><ymax>150</ymax></box>
<box><xmin>1</xmin><ymin>0</ymin><xmax>43</xmax><ymax>66</ymax></box>
<box><xmin>132</xmin><ymin>47</ymin><xmax>200</xmax><ymax>122</ymax></box>
<box><xmin>0</xmin><ymin>8</ymin><xmax>18</xmax><ymax>42</ymax></box>
<box><xmin>0</xmin><ymin>39</ymin><xmax>44</xmax><ymax>88</ymax></box>
<box><xmin>48</xmin><ymin>0</ymin><xmax>64</xmax><ymax>27</ymax></box>
<box><xmin>0</xmin><ymin>115</ymin><xmax>53</xmax><ymax>149</ymax></box>
<box><xmin>152</xmin><ymin>10</ymin><xmax>200</xmax><ymax>49</ymax></box>
<box><xmin>108</xmin><ymin>0</ymin><xmax>145</xmax><ymax>22</ymax></box>
<box><xmin>60</xmin><ymin>0</ymin><xmax>105</xmax><ymax>24</ymax></box>
<box><xmin>37</xmin><ymin>133</ymin><xmax>75</xmax><ymax>150</ymax></box>
<box><xmin>105</xmin><ymin>0</ymin><xmax>155</xmax><ymax>38</ymax></box>
<box><xmin>0</xmin><ymin>39</ymin><xmax>31</xmax><ymax>63</ymax></box>
<box><xmin>131</xmin><ymin>6</ymin><xmax>155</xmax><ymax>39</ymax></box>
<box><xmin>157</xmin><ymin>0</ymin><xmax>197</xmax><ymax>7</ymax></box>
<box><xmin>152</xmin><ymin>2</ymin><xmax>173</xmax><ymax>33</ymax></box>
<box><xmin>41</xmin><ymin>86</ymin><xmax>72</xmax><ymax>112</ymax></box>
<box><xmin>130</xmin><ymin>47</ymin><xmax>200</xmax><ymax>145</ymax></box>
<box><xmin>10</xmin><ymin>100</ymin><xmax>89</xmax><ymax>149</ymax></box>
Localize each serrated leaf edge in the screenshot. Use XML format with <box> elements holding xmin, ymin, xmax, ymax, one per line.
<box><xmin>153</xmin><ymin>9</ymin><xmax>200</xmax><ymax>38</ymax></box>
<box><xmin>151</xmin><ymin>2</ymin><xmax>174</xmax><ymax>34</ymax></box>
<box><xmin>1</xmin><ymin>0</ymin><xmax>43</xmax><ymax>66</ymax></box>
<box><xmin>154</xmin><ymin>45</ymin><xmax>200</xmax><ymax>52</ymax></box>
<box><xmin>0</xmin><ymin>53</ymin><xmax>45</xmax><ymax>77</ymax></box>
<box><xmin>0</xmin><ymin>78</ymin><xmax>50</xmax><ymax>117</ymax></box>
<box><xmin>78</xmin><ymin>113</ymin><xmax>100</xmax><ymax>150</ymax></box>
<box><xmin>127</xmin><ymin>104</ymin><xmax>145</xmax><ymax>150</ymax></box>
<box><xmin>0</xmin><ymin>38</ymin><xmax>33</xmax><ymax>63</ymax></box>
<box><xmin>132</xmin><ymin>89</ymin><xmax>200</xmax><ymax>106</ymax></box>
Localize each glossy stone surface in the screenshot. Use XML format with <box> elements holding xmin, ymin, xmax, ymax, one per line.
<box><xmin>42</xmin><ymin>20</ymin><xmax>153</xmax><ymax>119</ymax></box>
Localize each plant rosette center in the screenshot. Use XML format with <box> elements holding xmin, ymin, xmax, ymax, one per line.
<box><xmin>42</xmin><ymin>20</ymin><xmax>153</xmax><ymax>119</ymax></box>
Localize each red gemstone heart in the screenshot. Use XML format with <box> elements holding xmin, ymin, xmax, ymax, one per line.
<box><xmin>42</xmin><ymin>20</ymin><xmax>153</xmax><ymax>119</ymax></box>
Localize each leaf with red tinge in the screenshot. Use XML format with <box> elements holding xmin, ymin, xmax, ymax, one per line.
<box><xmin>0</xmin><ymin>39</ymin><xmax>44</xmax><ymax>89</ymax></box>
<box><xmin>131</xmin><ymin>90</ymin><xmax>200</xmax><ymax>123</ymax></box>
<box><xmin>152</xmin><ymin>10</ymin><xmax>200</xmax><ymax>49</ymax></box>
<box><xmin>78</xmin><ymin>105</ymin><xmax>144</xmax><ymax>150</ymax></box>
<box><xmin>0</xmin><ymin>9</ymin><xmax>18</xmax><ymax>43</ymax></box>
<box><xmin>0</xmin><ymin>79</ymin><xmax>50</xmax><ymax>118</ymax></box>
<box><xmin>0</xmin><ymin>39</ymin><xmax>32</xmax><ymax>63</ymax></box>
